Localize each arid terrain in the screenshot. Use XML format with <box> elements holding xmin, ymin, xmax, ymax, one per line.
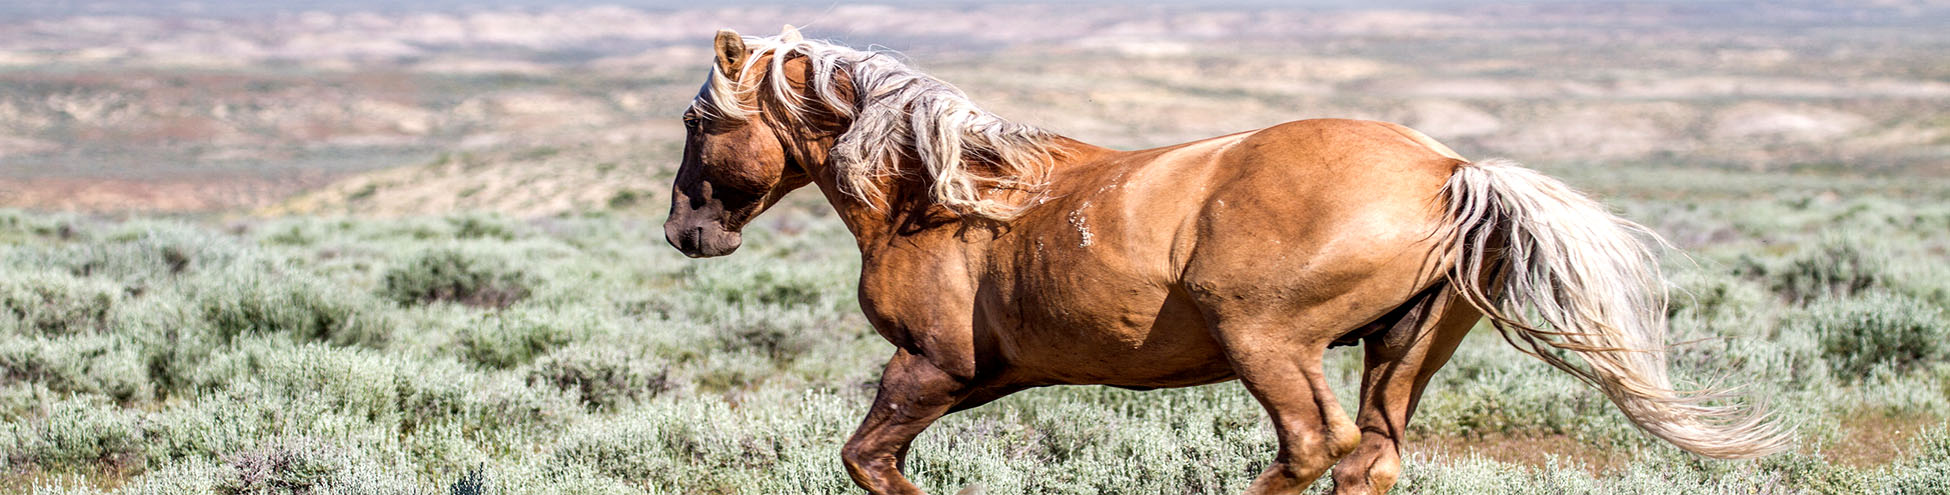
<box><xmin>3</xmin><ymin>2</ymin><xmax>1950</xmax><ymax>494</ymax></box>
<box><xmin>0</xmin><ymin>1</ymin><xmax>1945</xmax><ymax>214</ymax></box>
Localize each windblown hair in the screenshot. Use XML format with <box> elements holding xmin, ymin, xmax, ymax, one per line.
<box><xmin>691</xmin><ymin>35</ymin><xmax>1059</xmax><ymax>219</ymax></box>
<box><xmin>1441</xmin><ymin>158</ymin><xmax>1791</xmax><ymax>459</ymax></box>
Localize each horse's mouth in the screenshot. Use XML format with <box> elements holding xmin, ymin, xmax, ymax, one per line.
<box><xmin>666</xmin><ymin>222</ymin><xmax>742</xmax><ymax>258</ymax></box>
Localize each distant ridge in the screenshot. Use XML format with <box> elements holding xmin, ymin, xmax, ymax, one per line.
<box><xmin>265</xmin><ymin>141</ymin><xmax>677</xmax><ymax>218</ymax></box>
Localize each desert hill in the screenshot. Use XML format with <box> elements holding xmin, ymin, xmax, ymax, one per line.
<box><xmin>1</xmin><ymin>2</ymin><xmax>1945</xmax><ymax>215</ymax></box>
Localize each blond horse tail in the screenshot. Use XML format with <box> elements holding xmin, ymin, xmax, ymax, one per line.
<box><xmin>1441</xmin><ymin>158</ymin><xmax>1790</xmax><ymax>459</ymax></box>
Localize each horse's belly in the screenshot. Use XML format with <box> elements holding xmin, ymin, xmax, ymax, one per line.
<box><xmin>987</xmin><ymin>282</ymin><xmax>1235</xmax><ymax>388</ymax></box>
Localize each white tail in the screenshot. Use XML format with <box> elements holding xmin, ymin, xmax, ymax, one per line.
<box><xmin>1442</xmin><ymin>159</ymin><xmax>1790</xmax><ymax>459</ymax></box>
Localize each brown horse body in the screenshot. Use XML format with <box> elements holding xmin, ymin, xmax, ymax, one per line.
<box><xmin>859</xmin><ymin>122</ymin><xmax>1459</xmax><ymax>390</ymax></box>
<box><xmin>665</xmin><ymin>28</ymin><xmax>1785</xmax><ymax>495</ymax></box>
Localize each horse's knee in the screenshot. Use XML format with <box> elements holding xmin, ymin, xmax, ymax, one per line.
<box><xmin>841</xmin><ymin>440</ymin><xmax>890</xmax><ymax>483</ymax></box>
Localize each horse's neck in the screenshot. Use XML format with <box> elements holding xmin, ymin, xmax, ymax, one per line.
<box><xmin>813</xmin><ymin>135</ymin><xmax>1114</xmax><ymax>253</ymax></box>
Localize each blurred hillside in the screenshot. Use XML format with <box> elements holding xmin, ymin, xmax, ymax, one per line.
<box><xmin>0</xmin><ymin>2</ymin><xmax>1945</xmax><ymax>214</ymax></box>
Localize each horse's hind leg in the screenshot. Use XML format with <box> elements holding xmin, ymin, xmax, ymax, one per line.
<box><xmin>1329</xmin><ymin>287</ymin><xmax>1480</xmax><ymax>495</ymax></box>
<box><xmin>1203</xmin><ymin>311</ymin><xmax>1364</xmax><ymax>495</ymax></box>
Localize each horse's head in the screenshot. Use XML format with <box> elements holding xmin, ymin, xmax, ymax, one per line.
<box><xmin>666</xmin><ymin>26</ymin><xmax>1068</xmax><ymax>256</ymax></box>
<box><xmin>664</xmin><ymin>27</ymin><xmax>817</xmax><ymax>258</ymax></box>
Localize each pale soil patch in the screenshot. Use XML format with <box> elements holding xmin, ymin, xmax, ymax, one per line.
<box><xmin>0</xmin><ymin>176</ymin><xmax>316</xmax><ymax>212</ymax></box>
<box><xmin>1823</xmin><ymin>410</ymin><xmax>1940</xmax><ymax>468</ymax></box>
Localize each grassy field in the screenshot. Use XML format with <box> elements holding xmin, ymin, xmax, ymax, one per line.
<box><xmin>3</xmin><ymin>173</ymin><xmax>1950</xmax><ymax>493</ymax></box>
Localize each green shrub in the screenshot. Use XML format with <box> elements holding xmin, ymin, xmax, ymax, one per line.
<box><xmin>715</xmin><ymin>318</ymin><xmax>819</xmax><ymax>363</ymax></box>
<box><xmin>1888</xmin><ymin>423</ymin><xmax>1950</xmax><ymax>494</ymax></box>
<box><xmin>1769</xmin><ymin>237</ymin><xmax>1888</xmax><ymax>303</ymax></box>
<box><xmin>1798</xmin><ymin>292</ymin><xmax>1949</xmax><ymax>379</ymax></box>
<box><xmin>447</xmin><ymin>213</ymin><xmax>524</xmax><ymax>241</ymax></box>
<box><xmin>10</xmin><ymin>222</ymin><xmax>240</xmax><ymax>286</ymax></box>
<box><xmin>0</xmin><ymin>209</ymin><xmax>85</xmax><ymax>243</ymax></box>
<box><xmin>216</xmin><ymin>439</ymin><xmax>348</xmax><ymax>495</ymax></box>
<box><xmin>1665</xmin><ymin>269</ymin><xmax>1769</xmax><ymax>320</ymax></box>
<box><xmin>0</xmin><ymin>271</ymin><xmax>120</xmax><ymax>335</ymax></box>
<box><xmin>185</xmin><ymin>340</ymin><xmax>576</xmax><ymax>440</ymax></box>
<box><xmin>380</xmin><ymin>248</ymin><xmax>535</xmax><ymax>309</ymax></box>
<box><xmin>527</xmin><ymin>344</ymin><xmax>669</xmax><ymax>410</ymax></box>
<box><xmin>0</xmin><ymin>382</ymin><xmax>58</xmax><ymax>421</ymax></box>
<box><xmin>0</xmin><ymin>334</ymin><xmax>152</xmax><ymax>403</ymax></box>
<box><xmin>4</xmin><ymin>396</ymin><xmax>146</xmax><ymax>472</ymax></box>
<box><xmin>682</xmin><ymin>262</ymin><xmax>839</xmax><ymax>308</ymax></box>
<box><xmin>197</xmin><ymin>272</ymin><xmax>391</xmax><ymax>348</ymax></box>
<box><xmin>101</xmin><ymin>459</ymin><xmax>225</xmax><ymax>494</ymax></box>
<box><xmin>456</xmin><ymin>309</ymin><xmax>580</xmax><ymax>369</ymax></box>
<box><xmin>545</xmin><ymin>393</ymin><xmax>855</xmax><ymax>488</ymax></box>
<box><xmin>454</xmin><ymin>463</ymin><xmax>642</xmax><ymax>495</ymax></box>
<box><xmin>134</xmin><ymin>318</ymin><xmax>218</xmax><ymax>399</ymax></box>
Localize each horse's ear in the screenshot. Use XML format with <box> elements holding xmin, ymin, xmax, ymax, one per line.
<box><xmin>714</xmin><ymin>29</ymin><xmax>747</xmax><ymax>78</ymax></box>
<box><xmin>779</xmin><ymin>24</ymin><xmax>803</xmax><ymax>43</ymax></box>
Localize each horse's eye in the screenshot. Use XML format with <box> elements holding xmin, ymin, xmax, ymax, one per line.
<box><xmin>682</xmin><ymin>115</ymin><xmax>700</xmax><ymax>129</ymax></box>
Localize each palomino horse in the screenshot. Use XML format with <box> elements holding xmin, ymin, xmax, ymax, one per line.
<box><xmin>664</xmin><ymin>27</ymin><xmax>1787</xmax><ymax>495</ymax></box>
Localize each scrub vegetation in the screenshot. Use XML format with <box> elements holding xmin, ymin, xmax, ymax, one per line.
<box><xmin>4</xmin><ymin>186</ymin><xmax>1950</xmax><ymax>493</ymax></box>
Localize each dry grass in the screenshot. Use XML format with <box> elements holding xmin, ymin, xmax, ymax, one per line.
<box><xmin>1826</xmin><ymin>410</ymin><xmax>1943</xmax><ymax>468</ymax></box>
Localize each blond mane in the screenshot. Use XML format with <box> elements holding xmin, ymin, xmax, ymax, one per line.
<box><xmin>690</xmin><ymin>34</ymin><xmax>1059</xmax><ymax>219</ymax></box>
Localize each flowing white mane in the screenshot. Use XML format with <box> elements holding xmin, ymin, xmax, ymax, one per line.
<box><xmin>690</xmin><ymin>34</ymin><xmax>1059</xmax><ymax>219</ymax></box>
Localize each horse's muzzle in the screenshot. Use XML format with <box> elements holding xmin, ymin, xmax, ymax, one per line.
<box><xmin>664</xmin><ymin>220</ymin><xmax>742</xmax><ymax>258</ymax></box>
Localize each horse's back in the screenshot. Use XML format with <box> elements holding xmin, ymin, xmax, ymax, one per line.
<box><xmin>1179</xmin><ymin>119</ymin><xmax>1468</xmax><ymax>321</ymax></box>
<box><xmin>1209</xmin><ymin>118</ymin><xmax>1467</xmax><ymax>230</ymax></box>
<box><xmin>1221</xmin><ymin>118</ymin><xmax>1466</xmax><ymax>191</ymax></box>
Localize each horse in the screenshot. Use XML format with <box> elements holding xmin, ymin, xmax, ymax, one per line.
<box><xmin>663</xmin><ymin>26</ymin><xmax>1787</xmax><ymax>495</ymax></box>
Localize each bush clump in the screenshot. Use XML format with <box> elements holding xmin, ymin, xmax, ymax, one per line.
<box><xmin>380</xmin><ymin>248</ymin><xmax>535</xmax><ymax>309</ymax></box>
<box><xmin>527</xmin><ymin>344</ymin><xmax>669</xmax><ymax>410</ymax></box>
<box><xmin>15</xmin><ymin>223</ymin><xmax>239</xmax><ymax>286</ymax></box>
<box><xmin>683</xmin><ymin>263</ymin><xmax>835</xmax><ymax>308</ymax></box>
<box><xmin>1797</xmin><ymin>292</ymin><xmax>1949</xmax><ymax>379</ymax></box>
<box><xmin>0</xmin><ymin>334</ymin><xmax>152</xmax><ymax>403</ymax></box>
<box><xmin>198</xmin><ymin>273</ymin><xmax>390</xmax><ymax>348</ymax></box>
<box><xmin>447</xmin><ymin>214</ymin><xmax>523</xmax><ymax>241</ymax></box>
<box><xmin>1666</xmin><ymin>269</ymin><xmax>1769</xmax><ymax>320</ymax></box>
<box><xmin>216</xmin><ymin>439</ymin><xmax>346</xmax><ymax>495</ymax></box>
<box><xmin>4</xmin><ymin>396</ymin><xmax>147</xmax><ymax>472</ymax></box>
<box><xmin>715</xmin><ymin>318</ymin><xmax>819</xmax><ymax>363</ymax></box>
<box><xmin>1768</xmin><ymin>238</ymin><xmax>1888</xmax><ymax>303</ymax></box>
<box><xmin>455</xmin><ymin>309</ymin><xmax>578</xmax><ymax>369</ymax></box>
<box><xmin>0</xmin><ymin>272</ymin><xmax>120</xmax><ymax>335</ymax></box>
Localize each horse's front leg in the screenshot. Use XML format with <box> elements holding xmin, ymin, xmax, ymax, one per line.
<box><xmin>842</xmin><ymin>349</ymin><xmax>1003</xmax><ymax>495</ymax></box>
